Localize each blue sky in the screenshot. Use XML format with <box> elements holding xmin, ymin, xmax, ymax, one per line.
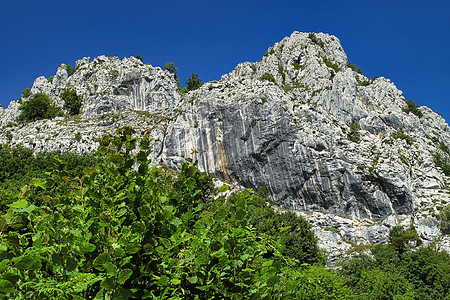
<box><xmin>1</xmin><ymin>0</ymin><xmax>449</xmax><ymax>121</ymax></box>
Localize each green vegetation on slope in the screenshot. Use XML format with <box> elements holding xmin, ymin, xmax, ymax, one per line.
<box><xmin>0</xmin><ymin>128</ymin><xmax>449</xmax><ymax>299</ymax></box>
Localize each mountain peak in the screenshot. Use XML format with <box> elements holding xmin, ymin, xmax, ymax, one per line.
<box><xmin>1</xmin><ymin>32</ymin><xmax>449</xmax><ymax>258</ymax></box>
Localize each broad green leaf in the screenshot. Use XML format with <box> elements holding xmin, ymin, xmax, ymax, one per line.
<box><xmin>66</xmin><ymin>257</ymin><xmax>78</xmax><ymax>271</ymax></box>
<box><xmin>117</xmin><ymin>268</ymin><xmax>133</xmax><ymax>284</ymax></box>
<box><xmin>94</xmin><ymin>253</ymin><xmax>109</xmax><ymax>270</ymax></box>
<box><xmin>30</xmin><ymin>177</ymin><xmax>47</xmax><ymax>189</ymax></box>
<box><xmin>18</xmin><ymin>204</ymin><xmax>36</xmax><ymax>213</ymax></box>
<box><xmin>9</xmin><ymin>200</ymin><xmax>27</xmax><ymax>209</ymax></box>
<box><xmin>0</xmin><ymin>259</ymin><xmax>9</xmax><ymax>272</ymax></box>
<box><xmin>125</xmin><ymin>242</ymin><xmax>140</xmax><ymax>254</ymax></box>
<box><xmin>104</xmin><ymin>262</ymin><xmax>118</xmax><ymax>276</ymax></box>
<box><xmin>170</xmin><ymin>218</ymin><xmax>182</xmax><ymax>227</ymax></box>
<box><xmin>0</xmin><ymin>279</ymin><xmax>15</xmax><ymax>294</ymax></box>
<box><xmin>171</xmin><ymin>278</ymin><xmax>181</xmax><ymax>285</ymax></box>
<box><xmin>14</xmin><ymin>255</ymin><xmax>41</xmax><ymax>270</ymax></box>
<box><xmin>158</xmin><ymin>275</ymin><xmax>170</xmax><ymax>286</ymax></box>
<box><xmin>100</xmin><ymin>277</ymin><xmax>115</xmax><ymax>290</ymax></box>
<box><xmin>187</xmin><ymin>276</ymin><xmax>198</xmax><ymax>284</ymax></box>
<box><xmin>262</xmin><ymin>260</ymin><xmax>274</xmax><ymax>267</ymax></box>
<box><xmin>112</xmin><ymin>247</ymin><xmax>125</xmax><ymax>258</ymax></box>
<box><xmin>113</xmin><ymin>288</ymin><xmax>133</xmax><ymax>300</ymax></box>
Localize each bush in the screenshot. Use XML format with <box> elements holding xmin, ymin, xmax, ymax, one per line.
<box><xmin>135</xmin><ymin>55</ymin><xmax>144</xmax><ymax>62</ymax></box>
<box><xmin>347</xmin><ymin>122</ymin><xmax>360</xmax><ymax>142</ymax></box>
<box><xmin>246</xmin><ymin>190</ymin><xmax>325</xmax><ymax>265</ymax></box>
<box><xmin>259</xmin><ymin>72</ymin><xmax>276</xmax><ymax>84</ymax></box>
<box><xmin>308</xmin><ymin>33</ymin><xmax>325</xmax><ymax>48</ymax></box>
<box><xmin>347</xmin><ymin>63</ymin><xmax>357</xmax><ymax>71</ymax></box>
<box><xmin>356</xmin><ymin>67</ymin><xmax>363</xmax><ymax>74</ymax></box>
<box><xmin>17</xmin><ymin>93</ymin><xmax>63</xmax><ymax>123</ymax></box>
<box><xmin>402</xmin><ymin>99</ymin><xmax>423</xmax><ymax>118</ymax></box>
<box><xmin>186</xmin><ymin>73</ymin><xmax>203</xmax><ymax>91</ymax></box>
<box><xmin>21</xmin><ymin>88</ymin><xmax>31</xmax><ymax>98</ymax></box>
<box><xmin>163</xmin><ymin>62</ymin><xmax>180</xmax><ymax>88</ymax></box>
<box><xmin>322</xmin><ymin>57</ymin><xmax>341</xmax><ymax>73</ymax></box>
<box><xmin>61</xmin><ymin>89</ymin><xmax>82</xmax><ymax>116</ymax></box>
<box><xmin>392</xmin><ymin>127</ymin><xmax>414</xmax><ymax>145</ymax></box>
<box><xmin>0</xmin><ymin>127</ymin><xmax>326</xmax><ymax>299</ymax></box>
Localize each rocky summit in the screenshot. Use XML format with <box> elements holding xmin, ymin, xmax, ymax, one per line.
<box><xmin>1</xmin><ymin>31</ymin><xmax>449</xmax><ymax>261</ymax></box>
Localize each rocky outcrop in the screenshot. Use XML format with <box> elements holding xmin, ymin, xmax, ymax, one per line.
<box><xmin>1</xmin><ymin>31</ymin><xmax>449</xmax><ymax>259</ymax></box>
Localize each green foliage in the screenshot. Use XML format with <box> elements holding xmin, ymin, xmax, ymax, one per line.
<box><xmin>339</xmin><ymin>227</ymin><xmax>450</xmax><ymax>300</ymax></box>
<box><xmin>347</xmin><ymin>122</ymin><xmax>360</xmax><ymax>143</ymax></box>
<box><xmin>163</xmin><ymin>62</ymin><xmax>180</xmax><ymax>88</ymax></box>
<box><xmin>357</xmin><ymin>79</ymin><xmax>371</xmax><ymax>86</ymax></box>
<box><xmin>347</xmin><ymin>62</ymin><xmax>357</xmax><ymax>71</ymax></box>
<box><xmin>264</xmin><ymin>47</ymin><xmax>275</xmax><ymax>57</ymax></box>
<box><xmin>17</xmin><ymin>93</ymin><xmax>63</xmax><ymax>123</ymax></box>
<box><xmin>63</xmin><ymin>64</ymin><xmax>76</xmax><ymax>76</ymax></box>
<box><xmin>21</xmin><ymin>88</ymin><xmax>31</xmax><ymax>98</ymax></box>
<box><xmin>402</xmin><ymin>99</ymin><xmax>423</xmax><ymax>118</ymax></box>
<box><xmin>61</xmin><ymin>89</ymin><xmax>82</xmax><ymax>116</ymax></box>
<box><xmin>47</xmin><ymin>76</ymin><xmax>54</xmax><ymax>83</ymax></box>
<box><xmin>163</xmin><ymin>62</ymin><xmax>178</xmax><ymax>75</ymax></box>
<box><xmin>246</xmin><ymin>190</ymin><xmax>325</xmax><ymax>265</ymax></box>
<box><xmin>392</xmin><ymin>127</ymin><xmax>414</xmax><ymax>145</ymax></box>
<box><xmin>308</xmin><ymin>33</ymin><xmax>325</xmax><ymax>48</ymax></box>
<box><xmin>356</xmin><ymin>67</ymin><xmax>363</xmax><ymax>74</ymax></box>
<box><xmin>135</xmin><ymin>55</ymin><xmax>144</xmax><ymax>62</ymax></box>
<box><xmin>322</xmin><ymin>56</ymin><xmax>341</xmax><ymax>73</ymax></box>
<box><xmin>438</xmin><ymin>206</ymin><xmax>450</xmax><ymax>234</ymax></box>
<box><xmin>186</xmin><ymin>73</ymin><xmax>203</xmax><ymax>91</ymax></box>
<box><xmin>433</xmin><ymin>142</ymin><xmax>450</xmax><ymax>176</ymax></box>
<box><xmin>389</xmin><ymin>225</ymin><xmax>422</xmax><ymax>255</ymax></box>
<box><xmin>0</xmin><ymin>127</ymin><xmax>328</xmax><ymax>299</ymax></box>
<box><xmin>259</xmin><ymin>73</ymin><xmax>276</xmax><ymax>84</ymax></box>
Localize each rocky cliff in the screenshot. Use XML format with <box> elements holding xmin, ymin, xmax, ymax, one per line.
<box><xmin>1</xmin><ymin>31</ymin><xmax>449</xmax><ymax>260</ymax></box>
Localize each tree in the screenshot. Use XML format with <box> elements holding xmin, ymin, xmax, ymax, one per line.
<box><xmin>61</xmin><ymin>89</ymin><xmax>82</xmax><ymax>116</ymax></box>
<box><xmin>186</xmin><ymin>73</ymin><xmax>203</xmax><ymax>91</ymax></box>
<box><xmin>163</xmin><ymin>62</ymin><xmax>180</xmax><ymax>88</ymax></box>
<box><xmin>389</xmin><ymin>225</ymin><xmax>421</xmax><ymax>255</ymax></box>
<box><xmin>17</xmin><ymin>93</ymin><xmax>62</xmax><ymax>123</ymax></box>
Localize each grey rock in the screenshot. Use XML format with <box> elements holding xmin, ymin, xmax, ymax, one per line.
<box><xmin>1</xmin><ymin>31</ymin><xmax>449</xmax><ymax>260</ymax></box>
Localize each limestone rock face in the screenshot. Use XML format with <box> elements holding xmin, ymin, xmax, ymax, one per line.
<box><xmin>1</xmin><ymin>31</ymin><xmax>449</xmax><ymax>259</ymax></box>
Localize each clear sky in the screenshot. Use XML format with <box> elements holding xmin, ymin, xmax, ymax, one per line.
<box><xmin>1</xmin><ymin>0</ymin><xmax>449</xmax><ymax>121</ymax></box>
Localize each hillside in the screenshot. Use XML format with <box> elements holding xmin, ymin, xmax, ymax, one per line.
<box><xmin>1</xmin><ymin>31</ymin><xmax>449</xmax><ymax>259</ymax></box>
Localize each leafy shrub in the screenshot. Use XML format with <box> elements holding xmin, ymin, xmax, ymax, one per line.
<box><xmin>17</xmin><ymin>93</ymin><xmax>63</xmax><ymax>123</ymax></box>
<box><xmin>392</xmin><ymin>127</ymin><xmax>414</xmax><ymax>145</ymax></box>
<box><xmin>61</xmin><ymin>89</ymin><xmax>82</xmax><ymax>116</ymax></box>
<box><xmin>163</xmin><ymin>62</ymin><xmax>180</xmax><ymax>88</ymax></box>
<box><xmin>402</xmin><ymin>99</ymin><xmax>423</xmax><ymax>118</ymax></box>
<box><xmin>356</xmin><ymin>67</ymin><xmax>363</xmax><ymax>74</ymax></box>
<box><xmin>264</xmin><ymin>47</ymin><xmax>275</xmax><ymax>57</ymax></box>
<box><xmin>21</xmin><ymin>88</ymin><xmax>31</xmax><ymax>98</ymax></box>
<box><xmin>0</xmin><ymin>127</ymin><xmax>327</xmax><ymax>298</ymax></box>
<box><xmin>0</xmin><ymin>144</ymin><xmax>97</xmax><ymax>211</ymax></box>
<box><xmin>357</xmin><ymin>79</ymin><xmax>371</xmax><ymax>86</ymax></box>
<box><xmin>47</xmin><ymin>76</ymin><xmax>54</xmax><ymax>83</ymax></box>
<box><xmin>186</xmin><ymin>73</ymin><xmax>203</xmax><ymax>91</ymax></box>
<box><xmin>135</xmin><ymin>55</ymin><xmax>144</xmax><ymax>62</ymax></box>
<box><xmin>347</xmin><ymin>122</ymin><xmax>360</xmax><ymax>142</ymax></box>
<box><xmin>308</xmin><ymin>33</ymin><xmax>325</xmax><ymax>48</ymax></box>
<box><xmin>433</xmin><ymin>142</ymin><xmax>450</xmax><ymax>176</ymax></box>
<box><xmin>246</xmin><ymin>190</ymin><xmax>325</xmax><ymax>265</ymax></box>
<box><xmin>259</xmin><ymin>72</ymin><xmax>276</xmax><ymax>84</ymax></box>
<box><xmin>59</xmin><ymin>64</ymin><xmax>76</xmax><ymax>76</ymax></box>
<box><xmin>339</xmin><ymin>226</ymin><xmax>450</xmax><ymax>300</ymax></box>
<box><xmin>347</xmin><ymin>63</ymin><xmax>357</xmax><ymax>71</ymax></box>
<box><xmin>322</xmin><ymin>56</ymin><xmax>341</xmax><ymax>72</ymax></box>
